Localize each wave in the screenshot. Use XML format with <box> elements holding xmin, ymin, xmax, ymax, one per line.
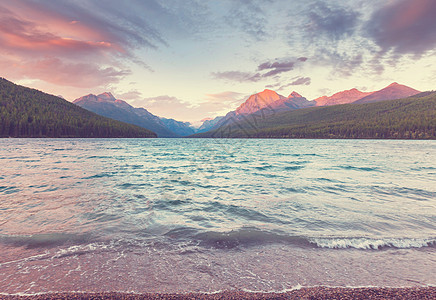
<box><xmin>0</xmin><ymin>185</ymin><xmax>20</xmax><ymax>195</ymax></box>
<box><xmin>331</xmin><ymin>165</ymin><xmax>381</xmax><ymax>172</ymax></box>
<box><xmin>2</xmin><ymin>229</ymin><xmax>434</xmax><ymax>253</ymax></box>
<box><xmin>284</xmin><ymin>166</ymin><xmax>305</xmax><ymax>171</ymax></box>
<box><xmin>0</xmin><ymin>241</ymin><xmax>114</xmax><ymax>268</ymax></box>
<box><xmin>82</xmin><ymin>172</ymin><xmax>115</xmax><ymax>179</ymax></box>
<box><xmin>117</xmin><ymin>182</ymin><xmax>153</xmax><ymax>190</ymax></box>
<box><xmin>310</xmin><ymin>237</ymin><xmax>436</xmax><ymax>250</ymax></box>
<box><xmin>193</xmin><ymin>229</ymin><xmax>305</xmax><ymax>249</ymax></box>
<box><xmin>163</xmin><ymin>228</ymin><xmax>436</xmax><ymax>250</ymax></box>
<box><xmin>254</xmin><ymin>165</ymin><xmax>273</xmax><ymax>171</ymax></box>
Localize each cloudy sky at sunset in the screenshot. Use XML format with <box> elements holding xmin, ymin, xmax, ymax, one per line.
<box><xmin>1</xmin><ymin>0</ymin><xmax>435</xmax><ymax>123</ymax></box>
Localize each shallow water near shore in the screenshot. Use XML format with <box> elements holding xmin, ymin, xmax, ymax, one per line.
<box><xmin>0</xmin><ymin>138</ymin><xmax>435</xmax><ymax>294</ymax></box>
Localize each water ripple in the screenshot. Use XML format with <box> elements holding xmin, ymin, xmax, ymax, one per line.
<box><xmin>0</xmin><ymin>138</ymin><xmax>435</xmax><ymax>251</ymax></box>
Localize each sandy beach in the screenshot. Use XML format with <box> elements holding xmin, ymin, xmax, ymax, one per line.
<box><xmin>1</xmin><ymin>287</ymin><xmax>435</xmax><ymax>300</ymax></box>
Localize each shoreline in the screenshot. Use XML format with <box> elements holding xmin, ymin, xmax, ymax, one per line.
<box><xmin>1</xmin><ymin>287</ymin><xmax>435</xmax><ymax>300</ymax></box>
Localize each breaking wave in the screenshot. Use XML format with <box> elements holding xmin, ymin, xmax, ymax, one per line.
<box><xmin>309</xmin><ymin>237</ymin><xmax>436</xmax><ymax>250</ymax></box>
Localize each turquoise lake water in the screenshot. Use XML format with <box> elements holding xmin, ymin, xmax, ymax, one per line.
<box><xmin>0</xmin><ymin>138</ymin><xmax>435</xmax><ymax>293</ymax></box>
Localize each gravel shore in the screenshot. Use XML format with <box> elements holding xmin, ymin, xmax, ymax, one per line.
<box><xmin>1</xmin><ymin>287</ymin><xmax>435</xmax><ymax>300</ymax></box>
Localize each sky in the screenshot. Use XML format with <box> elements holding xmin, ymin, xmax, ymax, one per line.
<box><xmin>1</xmin><ymin>0</ymin><xmax>436</xmax><ymax>124</ymax></box>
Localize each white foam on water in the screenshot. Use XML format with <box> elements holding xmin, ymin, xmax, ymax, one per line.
<box><xmin>0</xmin><ymin>251</ymin><xmax>50</xmax><ymax>267</ymax></box>
<box><xmin>51</xmin><ymin>241</ymin><xmax>111</xmax><ymax>259</ymax></box>
<box><xmin>241</xmin><ymin>284</ymin><xmax>304</xmax><ymax>293</ymax></box>
<box><xmin>310</xmin><ymin>237</ymin><xmax>436</xmax><ymax>249</ymax></box>
<box><xmin>0</xmin><ymin>283</ymin><xmax>433</xmax><ymax>296</ymax></box>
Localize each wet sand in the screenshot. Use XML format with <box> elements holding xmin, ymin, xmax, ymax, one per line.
<box><xmin>1</xmin><ymin>287</ymin><xmax>435</xmax><ymax>300</ymax></box>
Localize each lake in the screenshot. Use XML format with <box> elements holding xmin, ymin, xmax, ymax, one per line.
<box><xmin>0</xmin><ymin>138</ymin><xmax>435</xmax><ymax>294</ymax></box>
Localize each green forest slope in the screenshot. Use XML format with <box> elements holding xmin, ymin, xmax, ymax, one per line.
<box><xmin>0</xmin><ymin>78</ymin><xmax>156</xmax><ymax>138</ymax></box>
<box><xmin>193</xmin><ymin>92</ymin><xmax>436</xmax><ymax>139</ymax></box>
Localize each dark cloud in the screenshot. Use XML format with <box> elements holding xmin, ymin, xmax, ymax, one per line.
<box><xmin>213</xmin><ymin>57</ymin><xmax>306</xmax><ymax>83</ymax></box>
<box><xmin>367</xmin><ymin>53</ymin><xmax>386</xmax><ymax>75</ymax></box>
<box><xmin>296</xmin><ymin>0</ymin><xmax>436</xmax><ymax>77</ymax></box>
<box><xmin>284</xmin><ymin>2</ymin><xmax>367</xmax><ymax>77</ymax></box>
<box><xmin>258</xmin><ymin>61</ymin><xmax>295</xmax><ymax>71</ymax></box>
<box><xmin>288</xmin><ymin>77</ymin><xmax>311</xmax><ymax>86</ymax></box>
<box><xmin>316</xmin><ymin>50</ymin><xmax>364</xmax><ymax>77</ymax></box>
<box><xmin>268</xmin><ymin>77</ymin><xmax>311</xmax><ymax>91</ymax></box>
<box><xmin>225</xmin><ymin>0</ymin><xmax>270</xmax><ymax>40</ymax></box>
<box><xmin>257</xmin><ymin>61</ymin><xmax>296</xmax><ymax>76</ymax></box>
<box><xmin>306</xmin><ymin>2</ymin><xmax>361</xmax><ymax>41</ymax></box>
<box><xmin>365</xmin><ymin>0</ymin><xmax>436</xmax><ymax>56</ymax></box>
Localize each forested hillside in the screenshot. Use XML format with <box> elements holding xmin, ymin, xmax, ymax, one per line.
<box><xmin>193</xmin><ymin>92</ymin><xmax>436</xmax><ymax>139</ymax></box>
<box><xmin>0</xmin><ymin>78</ymin><xmax>156</xmax><ymax>138</ymax></box>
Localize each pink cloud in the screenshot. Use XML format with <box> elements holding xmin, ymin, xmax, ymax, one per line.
<box><xmin>0</xmin><ymin>5</ymin><xmax>124</xmax><ymax>59</ymax></box>
<box><xmin>0</xmin><ymin>57</ymin><xmax>128</xmax><ymax>88</ymax></box>
<box><xmin>0</xmin><ymin>2</ymin><xmax>162</xmax><ymax>90</ymax></box>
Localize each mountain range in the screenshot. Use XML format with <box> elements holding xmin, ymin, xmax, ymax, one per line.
<box><xmin>73</xmin><ymin>93</ymin><xmax>194</xmax><ymax>137</ymax></box>
<box><xmin>1</xmin><ymin>76</ymin><xmax>430</xmax><ymax>139</ymax></box>
<box><xmin>72</xmin><ymin>82</ymin><xmax>422</xmax><ymax>137</ymax></box>
<box><xmin>206</xmin><ymin>82</ymin><xmax>420</xmax><ymax>132</ymax></box>
<box><xmin>193</xmin><ymin>91</ymin><xmax>436</xmax><ymax>139</ymax></box>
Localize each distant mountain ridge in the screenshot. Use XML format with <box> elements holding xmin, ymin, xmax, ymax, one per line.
<box><xmin>196</xmin><ymin>117</ymin><xmax>224</xmax><ymax>133</ymax></box>
<box><xmin>0</xmin><ymin>78</ymin><xmax>156</xmax><ymax>138</ymax></box>
<box><xmin>192</xmin><ymin>92</ymin><xmax>436</xmax><ymax>139</ymax></box>
<box><xmin>313</xmin><ymin>83</ymin><xmax>420</xmax><ymax>106</ymax></box>
<box><xmin>160</xmin><ymin>118</ymin><xmax>195</xmax><ymax>136</ymax></box>
<box><xmin>74</xmin><ymin>93</ymin><xmax>194</xmax><ymax>137</ymax></box>
<box><xmin>353</xmin><ymin>82</ymin><xmax>420</xmax><ymax>104</ymax></box>
<box><xmin>314</xmin><ymin>88</ymin><xmax>373</xmax><ymax>106</ymax></box>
